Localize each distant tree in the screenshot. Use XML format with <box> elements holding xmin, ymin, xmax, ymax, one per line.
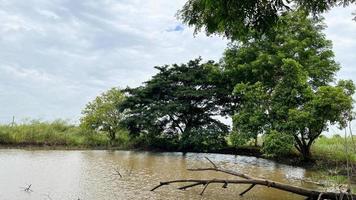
<box><xmin>178</xmin><ymin>0</ymin><xmax>355</xmax><ymax>41</ymax></box>
<box><xmin>222</xmin><ymin>11</ymin><xmax>354</xmax><ymax>160</ymax></box>
<box><xmin>120</xmin><ymin>59</ymin><xmax>229</xmax><ymax>151</ymax></box>
<box><xmin>80</xmin><ymin>88</ymin><xmax>125</xmax><ymax>144</ymax></box>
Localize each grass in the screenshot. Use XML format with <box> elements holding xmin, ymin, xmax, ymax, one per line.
<box><xmin>312</xmin><ymin>134</ymin><xmax>356</xmax><ymax>163</ymax></box>
<box><xmin>307</xmin><ymin>135</ymin><xmax>356</xmax><ymax>188</ymax></box>
<box><xmin>0</xmin><ymin>119</ymin><xmax>108</xmax><ymax>148</ymax></box>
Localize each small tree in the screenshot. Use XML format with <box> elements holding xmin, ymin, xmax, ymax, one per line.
<box><xmin>80</xmin><ymin>88</ymin><xmax>125</xmax><ymax>145</ymax></box>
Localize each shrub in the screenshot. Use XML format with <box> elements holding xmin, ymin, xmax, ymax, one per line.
<box><xmin>262</xmin><ymin>130</ymin><xmax>294</xmax><ymax>157</ymax></box>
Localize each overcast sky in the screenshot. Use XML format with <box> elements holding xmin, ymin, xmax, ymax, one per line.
<box><xmin>0</xmin><ymin>1</ymin><xmax>355</xmax><ymax>131</ymax></box>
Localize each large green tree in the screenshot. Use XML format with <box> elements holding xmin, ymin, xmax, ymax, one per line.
<box><xmin>120</xmin><ymin>59</ymin><xmax>229</xmax><ymax>151</ymax></box>
<box><xmin>222</xmin><ymin>11</ymin><xmax>354</xmax><ymax>160</ymax></box>
<box><xmin>80</xmin><ymin>88</ymin><xmax>126</xmax><ymax>144</ymax></box>
<box><xmin>179</xmin><ymin>0</ymin><xmax>355</xmax><ymax>40</ymax></box>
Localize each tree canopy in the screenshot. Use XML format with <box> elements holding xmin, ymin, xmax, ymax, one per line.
<box><xmin>120</xmin><ymin>59</ymin><xmax>229</xmax><ymax>151</ymax></box>
<box><xmin>178</xmin><ymin>0</ymin><xmax>355</xmax><ymax>40</ymax></box>
<box><xmin>222</xmin><ymin>11</ymin><xmax>354</xmax><ymax>159</ymax></box>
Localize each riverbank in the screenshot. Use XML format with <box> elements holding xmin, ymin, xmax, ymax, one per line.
<box><xmin>1</xmin><ymin>141</ymin><xmax>354</xmax><ymax>179</ymax></box>
<box><xmin>1</xmin><ymin>121</ymin><xmax>355</xmax><ymax>181</ymax></box>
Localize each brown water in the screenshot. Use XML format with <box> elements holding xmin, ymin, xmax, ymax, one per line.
<box><xmin>0</xmin><ymin>149</ymin><xmax>323</xmax><ymax>200</ymax></box>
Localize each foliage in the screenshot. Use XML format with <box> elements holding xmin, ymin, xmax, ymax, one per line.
<box><xmin>178</xmin><ymin>0</ymin><xmax>355</xmax><ymax>41</ymax></box>
<box><xmin>120</xmin><ymin>59</ymin><xmax>229</xmax><ymax>150</ymax></box>
<box><xmin>180</xmin><ymin>124</ymin><xmax>228</xmax><ymax>152</ymax></box>
<box><xmin>229</xmin><ymin>131</ymin><xmax>248</xmax><ymax>147</ymax></box>
<box><xmin>80</xmin><ymin>88</ymin><xmax>126</xmax><ymax>144</ymax></box>
<box><xmin>232</xmin><ymin>82</ymin><xmax>268</xmax><ymax>146</ymax></box>
<box><xmin>262</xmin><ymin>130</ymin><xmax>294</xmax><ymax>157</ymax></box>
<box><xmin>222</xmin><ymin>11</ymin><xmax>354</xmax><ymax>160</ymax></box>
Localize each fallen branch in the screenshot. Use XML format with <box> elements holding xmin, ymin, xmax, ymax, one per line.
<box><xmin>151</xmin><ymin>157</ymin><xmax>356</xmax><ymax>200</ymax></box>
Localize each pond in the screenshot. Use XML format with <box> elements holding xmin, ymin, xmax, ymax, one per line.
<box><xmin>0</xmin><ymin>149</ymin><xmax>325</xmax><ymax>200</ymax></box>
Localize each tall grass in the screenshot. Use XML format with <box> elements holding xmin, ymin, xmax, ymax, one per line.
<box><xmin>312</xmin><ymin>134</ymin><xmax>356</xmax><ymax>163</ymax></box>
<box><xmin>0</xmin><ymin>120</ymin><xmax>108</xmax><ymax>147</ymax></box>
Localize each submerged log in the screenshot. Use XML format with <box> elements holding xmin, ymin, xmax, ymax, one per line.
<box><xmin>151</xmin><ymin>157</ymin><xmax>355</xmax><ymax>200</ymax></box>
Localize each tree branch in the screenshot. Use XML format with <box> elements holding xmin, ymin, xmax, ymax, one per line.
<box><xmin>151</xmin><ymin>157</ymin><xmax>356</xmax><ymax>200</ymax></box>
<box><xmin>205</xmin><ymin>156</ymin><xmax>218</xmax><ymax>168</ymax></box>
<box><xmin>151</xmin><ymin>178</ymin><xmax>355</xmax><ymax>199</ymax></box>
<box><xmin>239</xmin><ymin>184</ymin><xmax>256</xmax><ymax>196</ymax></box>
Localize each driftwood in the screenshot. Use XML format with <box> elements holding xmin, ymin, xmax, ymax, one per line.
<box><xmin>151</xmin><ymin>157</ymin><xmax>355</xmax><ymax>200</ymax></box>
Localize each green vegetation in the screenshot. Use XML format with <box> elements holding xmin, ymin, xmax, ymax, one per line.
<box><xmin>221</xmin><ymin>11</ymin><xmax>354</xmax><ymax>160</ymax></box>
<box><xmin>261</xmin><ymin>130</ymin><xmax>294</xmax><ymax>157</ymax></box>
<box><xmin>0</xmin><ymin>119</ymin><xmax>355</xmax><ymax>170</ymax></box>
<box><xmin>312</xmin><ymin>135</ymin><xmax>356</xmax><ymax>163</ymax></box>
<box><xmin>120</xmin><ymin>59</ymin><xmax>229</xmax><ymax>152</ymax></box>
<box><xmin>80</xmin><ymin>88</ymin><xmax>127</xmax><ymax>145</ymax></box>
<box><xmin>0</xmin><ymin>120</ymin><xmax>107</xmax><ymax>148</ymax></box>
<box><xmin>178</xmin><ymin>0</ymin><xmax>355</xmax><ymax>41</ymax></box>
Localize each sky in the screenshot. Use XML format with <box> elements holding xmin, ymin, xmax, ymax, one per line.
<box><xmin>0</xmin><ymin>1</ymin><xmax>355</xmax><ymax>133</ymax></box>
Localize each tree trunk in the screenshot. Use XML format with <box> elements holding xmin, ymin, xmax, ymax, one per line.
<box><xmin>300</xmin><ymin>144</ymin><xmax>311</xmax><ymax>161</ymax></box>
<box><xmin>109</xmin><ymin>131</ymin><xmax>116</xmax><ymax>146</ymax></box>
<box><xmin>254</xmin><ymin>137</ymin><xmax>258</xmax><ymax>147</ymax></box>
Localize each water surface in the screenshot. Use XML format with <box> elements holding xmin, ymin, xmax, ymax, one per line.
<box><xmin>0</xmin><ymin>149</ymin><xmax>323</xmax><ymax>200</ymax></box>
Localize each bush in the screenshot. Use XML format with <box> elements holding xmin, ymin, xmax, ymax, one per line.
<box><xmin>262</xmin><ymin>130</ymin><xmax>294</xmax><ymax>157</ymax></box>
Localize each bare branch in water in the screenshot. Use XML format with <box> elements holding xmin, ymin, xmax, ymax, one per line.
<box><xmin>151</xmin><ymin>157</ymin><xmax>356</xmax><ymax>200</ymax></box>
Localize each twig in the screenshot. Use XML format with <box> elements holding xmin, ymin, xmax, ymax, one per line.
<box><xmin>204</xmin><ymin>156</ymin><xmax>217</xmax><ymax>169</ymax></box>
<box><xmin>113</xmin><ymin>168</ymin><xmax>123</xmax><ymax>178</ymax></box>
<box><xmin>187</xmin><ymin>167</ymin><xmax>252</xmax><ymax>179</ymax></box>
<box><xmin>200</xmin><ymin>179</ymin><xmax>215</xmax><ymax>195</ymax></box>
<box><xmin>179</xmin><ymin>182</ymin><xmax>204</xmax><ymax>190</ymax></box>
<box><xmin>239</xmin><ymin>184</ymin><xmax>256</xmax><ymax>196</ymax></box>
<box><xmin>151</xmin><ymin>182</ymin><xmax>169</xmax><ymax>191</ymax></box>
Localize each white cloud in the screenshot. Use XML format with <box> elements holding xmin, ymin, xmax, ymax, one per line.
<box><xmin>0</xmin><ymin>0</ymin><xmax>227</xmax><ymax>123</ymax></box>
